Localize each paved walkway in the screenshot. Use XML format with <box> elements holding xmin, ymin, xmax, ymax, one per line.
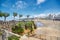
<box><xmin>20</xmin><ymin>37</ymin><xmax>40</xmax><ymax>40</ymax></box>
<box><xmin>20</xmin><ymin>35</ymin><xmax>40</xmax><ymax>40</ymax></box>
<box><xmin>0</xmin><ymin>36</ymin><xmax>2</xmax><ymax>40</ymax></box>
<box><xmin>28</xmin><ymin>37</ymin><xmax>40</xmax><ymax>40</ymax></box>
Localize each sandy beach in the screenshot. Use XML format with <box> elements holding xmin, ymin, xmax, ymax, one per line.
<box><xmin>37</xmin><ymin>19</ymin><xmax>60</xmax><ymax>30</ymax></box>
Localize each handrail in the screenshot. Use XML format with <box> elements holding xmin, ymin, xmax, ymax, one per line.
<box><xmin>0</xmin><ymin>29</ymin><xmax>20</xmax><ymax>37</ymax></box>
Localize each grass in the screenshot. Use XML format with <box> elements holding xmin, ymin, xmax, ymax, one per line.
<box><xmin>8</xmin><ymin>35</ymin><xmax>20</xmax><ymax>40</ymax></box>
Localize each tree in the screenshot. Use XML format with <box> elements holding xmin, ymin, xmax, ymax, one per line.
<box><xmin>27</xmin><ymin>15</ymin><xmax>30</xmax><ymax>21</ymax></box>
<box><xmin>32</xmin><ymin>21</ymin><xmax>37</xmax><ymax>29</ymax></box>
<box><xmin>0</xmin><ymin>11</ymin><xmax>10</xmax><ymax>21</ymax></box>
<box><xmin>12</xmin><ymin>23</ymin><xmax>24</xmax><ymax>35</ymax></box>
<box><xmin>3</xmin><ymin>13</ymin><xmax>9</xmax><ymax>22</ymax></box>
<box><xmin>13</xmin><ymin>12</ymin><xmax>17</xmax><ymax>26</ymax></box>
<box><xmin>2</xmin><ymin>13</ymin><xmax>10</xmax><ymax>29</ymax></box>
<box><xmin>0</xmin><ymin>11</ymin><xmax>3</xmax><ymax>18</ymax></box>
<box><xmin>25</xmin><ymin>21</ymin><xmax>33</xmax><ymax>34</ymax></box>
<box><xmin>19</xmin><ymin>15</ymin><xmax>22</xmax><ymax>21</ymax></box>
<box><xmin>13</xmin><ymin>12</ymin><xmax>17</xmax><ymax>20</ymax></box>
<box><xmin>0</xmin><ymin>11</ymin><xmax>2</xmax><ymax>17</ymax></box>
<box><xmin>27</xmin><ymin>15</ymin><xmax>30</xmax><ymax>18</ymax></box>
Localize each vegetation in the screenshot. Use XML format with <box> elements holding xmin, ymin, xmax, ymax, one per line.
<box><xmin>13</xmin><ymin>12</ymin><xmax>17</xmax><ymax>20</ymax></box>
<box><xmin>13</xmin><ymin>12</ymin><xmax>17</xmax><ymax>26</ymax></box>
<box><xmin>12</xmin><ymin>22</ymin><xmax>24</xmax><ymax>35</ymax></box>
<box><xmin>3</xmin><ymin>13</ymin><xmax>9</xmax><ymax>21</ymax></box>
<box><xmin>8</xmin><ymin>35</ymin><xmax>19</xmax><ymax>40</ymax></box>
<box><xmin>32</xmin><ymin>21</ymin><xmax>37</xmax><ymax>29</ymax></box>
<box><xmin>25</xmin><ymin>21</ymin><xmax>33</xmax><ymax>33</ymax></box>
<box><xmin>12</xmin><ymin>26</ymin><xmax>24</xmax><ymax>35</ymax></box>
<box><xmin>26</xmin><ymin>15</ymin><xmax>30</xmax><ymax>21</ymax></box>
<box><xmin>0</xmin><ymin>11</ymin><xmax>37</xmax><ymax>36</ymax></box>
<box><xmin>0</xmin><ymin>29</ymin><xmax>2</xmax><ymax>35</ymax></box>
<box><xmin>27</xmin><ymin>15</ymin><xmax>30</xmax><ymax>18</ymax></box>
<box><xmin>0</xmin><ymin>11</ymin><xmax>9</xmax><ymax>21</ymax></box>
<box><xmin>0</xmin><ymin>11</ymin><xmax>3</xmax><ymax>17</ymax></box>
<box><xmin>25</xmin><ymin>21</ymin><xmax>32</xmax><ymax>29</ymax></box>
<box><xmin>12</xmin><ymin>21</ymin><xmax>35</xmax><ymax>35</ymax></box>
<box><xmin>19</xmin><ymin>14</ymin><xmax>23</xmax><ymax>21</ymax></box>
<box><xmin>16</xmin><ymin>22</ymin><xmax>25</xmax><ymax>27</ymax></box>
<box><xmin>0</xmin><ymin>31</ymin><xmax>2</xmax><ymax>35</ymax></box>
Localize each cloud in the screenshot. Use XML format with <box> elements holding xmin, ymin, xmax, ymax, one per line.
<box><xmin>33</xmin><ymin>13</ymin><xmax>49</xmax><ymax>18</ymax></box>
<box><xmin>32</xmin><ymin>0</ymin><xmax>46</xmax><ymax>10</ymax></box>
<box><xmin>39</xmin><ymin>14</ymin><xmax>47</xmax><ymax>17</ymax></box>
<box><xmin>12</xmin><ymin>1</ymin><xmax>27</xmax><ymax>10</ymax></box>
<box><xmin>37</xmin><ymin>0</ymin><xmax>46</xmax><ymax>5</ymax></box>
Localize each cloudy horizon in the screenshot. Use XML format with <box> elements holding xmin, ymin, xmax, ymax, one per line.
<box><xmin>0</xmin><ymin>0</ymin><xmax>60</xmax><ymax>20</ymax></box>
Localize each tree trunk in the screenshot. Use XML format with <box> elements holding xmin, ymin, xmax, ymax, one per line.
<box><xmin>4</xmin><ymin>17</ymin><xmax>6</xmax><ymax>22</ymax></box>
<box><xmin>14</xmin><ymin>17</ymin><xmax>15</xmax><ymax>26</ymax></box>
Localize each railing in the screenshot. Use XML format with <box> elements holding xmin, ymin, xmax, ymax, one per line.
<box><xmin>0</xmin><ymin>29</ymin><xmax>20</xmax><ymax>40</ymax></box>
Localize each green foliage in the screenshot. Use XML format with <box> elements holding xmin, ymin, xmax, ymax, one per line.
<box><xmin>12</xmin><ymin>21</ymin><xmax>36</xmax><ymax>35</ymax></box>
<box><xmin>0</xmin><ymin>11</ymin><xmax>3</xmax><ymax>17</ymax></box>
<box><xmin>3</xmin><ymin>13</ymin><xmax>9</xmax><ymax>17</ymax></box>
<box><xmin>32</xmin><ymin>21</ymin><xmax>37</xmax><ymax>29</ymax></box>
<box><xmin>12</xmin><ymin>22</ymin><xmax>24</xmax><ymax>35</ymax></box>
<box><xmin>8</xmin><ymin>35</ymin><xmax>19</xmax><ymax>40</ymax></box>
<box><xmin>0</xmin><ymin>11</ymin><xmax>9</xmax><ymax>17</ymax></box>
<box><xmin>25</xmin><ymin>21</ymin><xmax>33</xmax><ymax>33</ymax></box>
<box><xmin>13</xmin><ymin>12</ymin><xmax>17</xmax><ymax>17</ymax></box>
<box><xmin>25</xmin><ymin>22</ymin><xmax>32</xmax><ymax>26</ymax></box>
<box><xmin>0</xmin><ymin>11</ymin><xmax>10</xmax><ymax>21</ymax></box>
<box><xmin>0</xmin><ymin>32</ymin><xmax>2</xmax><ymax>35</ymax></box>
<box><xmin>25</xmin><ymin>21</ymin><xmax>32</xmax><ymax>29</ymax></box>
<box><xmin>19</xmin><ymin>15</ymin><xmax>22</xmax><ymax>18</ymax></box>
<box><xmin>16</xmin><ymin>22</ymin><xmax>25</xmax><ymax>27</ymax></box>
<box><xmin>27</xmin><ymin>15</ymin><xmax>30</xmax><ymax>18</ymax></box>
<box><xmin>12</xmin><ymin>26</ymin><xmax>24</xmax><ymax>35</ymax></box>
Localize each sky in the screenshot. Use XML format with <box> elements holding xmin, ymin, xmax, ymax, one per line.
<box><xmin>0</xmin><ymin>0</ymin><xmax>60</xmax><ymax>20</ymax></box>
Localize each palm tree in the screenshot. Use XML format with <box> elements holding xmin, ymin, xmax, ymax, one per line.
<box><xmin>19</xmin><ymin>14</ymin><xmax>22</xmax><ymax>21</ymax></box>
<box><xmin>3</xmin><ymin>13</ymin><xmax>9</xmax><ymax>22</ymax></box>
<box><xmin>0</xmin><ymin>11</ymin><xmax>3</xmax><ymax>25</ymax></box>
<box><xmin>27</xmin><ymin>15</ymin><xmax>30</xmax><ymax>18</ymax></box>
<box><xmin>13</xmin><ymin>12</ymin><xmax>17</xmax><ymax>26</ymax></box>
<box><xmin>0</xmin><ymin>11</ymin><xmax>10</xmax><ymax>21</ymax></box>
<box><xmin>1</xmin><ymin>13</ymin><xmax>9</xmax><ymax>30</ymax></box>
<box><xmin>13</xmin><ymin>12</ymin><xmax>17</xmax><ymax>21</ymax></box>
<box><xmin>0</xmin><ymin>11</ymin><xmax>3</xmax><ymax>18</ymax></box>
<box><xmin>27</xmin><ymin>15</ymin><xmax>30</xmax><ymax>21</ymax></box>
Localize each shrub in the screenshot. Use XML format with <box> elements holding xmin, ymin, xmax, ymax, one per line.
<box><xmin>12</xmin><ymin>22</ymin><xmax>24</xmax><ymax>35</ymax></box>
<box><xmin>25</xmin><ymin>21</ymin><xmax>33</xmax><ymax>33</ymax></box>
<box><xmin>8</xmin><ymin>35</ymin><xmax>19</xmax><ymax>40</ymax></box>
<box><xmin>0</xmin><ymin>32</ymin><xmax>2</xmax><ymax>35</ymax></box>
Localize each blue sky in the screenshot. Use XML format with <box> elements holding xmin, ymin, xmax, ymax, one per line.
<box><xmin>0</xmin><ymin>0</ymin><xmax>60</xmax><ymax>20</ymax></box>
